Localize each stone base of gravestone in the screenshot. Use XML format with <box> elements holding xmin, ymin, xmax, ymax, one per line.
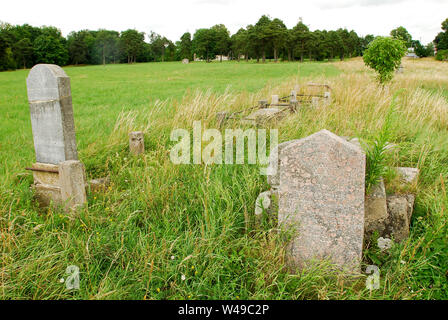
<box><xmin>59</xmin><ymin>160</ymin><xmax>87</xmax><ymax>210</ymax></box>
<box><xmin>34</xmin><ymin>183</ymin><xmax>62</xmax><ymax>208</ymax></box>
<box><xmin>31</xmin><ymin>162</ymin><xmax>62</xmax><ymax>207</ymax></box>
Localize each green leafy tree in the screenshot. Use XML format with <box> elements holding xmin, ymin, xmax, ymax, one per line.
<box><xmin>254</xmin><ymin>15</ymin><xmax>273</xmax><ymax>63</ymax></box>
<box><xmin>14</xmin><ymin>38</ymin><xmax>33</xmax><ymax>68</ymax></box>
<box><xmin>390</xmin><ymin>26</ymin><xmax>412</xmax><ymax>48</ymax></box>
<box><xmin>291</xmin><ymin>21</ymin><xmax>310</xmax><ymax>62</ymax></box>
<box><xmin>67</xmin><ymin>30</ymin><xmax>94</xmax><ymax>65</ymax></box>
<box><xmin>95</xmin><ymin>30</ymin><xmax>119</xmax><ymax>64</ymax></box>
<box><xmin>270</xmin><ymin>18</ymin><xmax>287</xmax><ymax>62</ymax></box>
<box><xmin>231</xmin><ymin>28</ymin><xmax>249</xmax><ymax>61</ymax></box>
<box><xmin>434</xmin><ymin>18</ymin><xmax>448</xmax><ymax>51</ymax></box>
<box><xmin>363</xmin><ymin>36</ymin><xmax>407</xmax><ymax>84</ymax></box>
<box><xmin>120</xmin><ymin>29</ymin><xmax>145</xmax><ymax>63</ymax></box>
<box><xmin>179</xmin><ymin>32</ymin><xmax>192</xmax><ymax>60</ymax></box>
<box><xmin>211</xmin><ymin>24</ymin><xmax>230</xmax><ymax>62</ymax></box>
<box><xmin>33</xmin><ymin>26</ymin><xmax>68</xmax><ymax>65</ymax></box>
<box><xmin>192</xmin><ymin>28</ymin><xmax>215</xmax><ymax>62</ymax></box>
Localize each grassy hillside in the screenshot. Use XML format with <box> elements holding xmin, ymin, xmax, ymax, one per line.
<box><xmin>0</xmin><ymin>58</ymin><xmax>447</xmax><ymax>299</ymax></box>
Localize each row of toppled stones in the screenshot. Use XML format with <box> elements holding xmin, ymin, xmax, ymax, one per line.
<box><xmin>255</xmin><ymin>131</ymin><xmax>418</xmax><ymax>272</ymax></box>
<box><xmin>26</xmin><ymin>63</ymin><xmax>418</xmax><ymax>274</ymax></box>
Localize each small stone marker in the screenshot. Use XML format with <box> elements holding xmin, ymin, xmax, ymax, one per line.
<box><xmin>129</xmin><ymin>131</ymin><xmax>145</xmax><ymax>155</ymax></box>
<box><xmin>258</xmin><ymin>100</ymin><xmax>268</xmax><ymax>108</ymax></box>
<box><xmin>290</xmin><ymin>98</ymin><xmax>298</xmax><ymax>112</ymax></box>
<box><xmin>182</xmin><ymin>59</ymin><xmax>189</xmax><ymax>64</ymax></box>
<box><xmin>59</xmin><ymin>160</ymin><xmax>87</xmax><ymax>210</ymax></box>
<box><xmin>277</xmin><ymin>129</ymin><xmax>366</xmax><ymax>272</ymax></box>
<box><xmin>271</xmin><ymin>95</ymin><xmax>279</xmax><ymax>105</ymax></box>
<box><xmin>291</xmin><ymin>90</ymin><xmax>297</xmax><ymax>100</ymax></box>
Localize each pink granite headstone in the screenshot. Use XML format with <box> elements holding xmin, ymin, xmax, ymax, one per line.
<box><xmin>278</xmin><ymin>129</ymin><xmax>365</xmax><ymax>272</ymax></box>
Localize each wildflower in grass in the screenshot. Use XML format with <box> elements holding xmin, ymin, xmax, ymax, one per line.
<box><xmin>59</xmin><ymin>278</ymin><xmax>64</xmax><ymax>283</ymax></box>
<box><xmin>181</xmin><ymin>274</ymin><xmax>186</xmax><ymax>281</ymax></box>
<box><xmin>170</xmin><ymin>256</ymin><xmax>175</xmax><ymax>260</ymax></box>
<box><xmin>156</xmin><ymin>288</ymin><xmax>160</xmax><ymax>293</ymax></box>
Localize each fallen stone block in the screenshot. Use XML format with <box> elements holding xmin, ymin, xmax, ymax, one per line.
<box><xmin>241</xmin><ymin>108</ymin><xmax>283</xmax><ymax>125</ymax></box>
<box><xmin>88</xmin><ymin>177</ymin><xmax>111</xmax><ymax>192</ymax></box>
<box><xmin>364</xmin><ymin>178</ymin><xmax>388</xmax><ymax>238</ymax></box>
<box><xmin>385</xmin><ymin>194</ymin><xmax>415</xmax><ymax>242</ymax></box>
<box><xmin>395</xmin><ymin>167</ymin><xmax>419</xmax><ymax>185</ymax></box>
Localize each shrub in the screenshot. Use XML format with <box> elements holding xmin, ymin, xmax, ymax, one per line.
<box><xmin>435</xmin><ymin>49</ymin><xmax>448</xmax><ymax>61</ymax></box>
<box><xmin>363</xmin><ymin>36</ymin><xmax>407</xmax><ymax>84</ymax></box>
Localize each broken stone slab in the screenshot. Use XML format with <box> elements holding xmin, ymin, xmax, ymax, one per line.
<box><xmin>88</xmin><ymin>177</ymin><xmax>111</xmax><ymax>192</ymax></box>
<box><xmin>394</xmin><ymin>167</ymin><xmax>419</xmax><ymax>185</ymax></box>
<box><xmin>385</xmin><ymin>194</ymin><xmax>415</xmax><ymax>242</ymax></box>
<box><xmin>364</xmin><ymin>178</ymin><xmax>388</xmax><ymax>238</ymax></box>
<box><xmin>241</xmin><ymin>108</ymin><xmax>283</xmax><ymax>125</ymax></box>
<box><xmin>129</xmin><ymin>131</ymin><xmax>145</xmax><ymax>155</ymax></box>
<box><xmin>30</xmin><ymin>162</ymin><xmax>62</xmax><ymax>207</ymax></box>
<box><xmin>27</xmin><ymin>64</ymin><xmax>78</xmax><ymax>164</ymax></box>
<box><xmin>278</xmin><ymin>129</ymin><xmax>366</xmax><ymax>272</ymax></box>
<box><xmin>59</xmin><ymin>160</ymin><xmax>87</xmax><ymax>210</ymax></box>
<box><xmin>33</xmin><ymin>184</ymin><xmax>62</xmax><ymax>208</ymax></box>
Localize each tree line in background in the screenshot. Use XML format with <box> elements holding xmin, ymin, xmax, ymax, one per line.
<box><xmin>0</xmin><ymin>16</ymin><xmax>445</xmax><ymax>71</ymax></box>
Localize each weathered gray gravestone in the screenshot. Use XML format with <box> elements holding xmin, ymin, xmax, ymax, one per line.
<box><xmin>27</xmin><ymin>64</ymin><xmax>78</xmax><ymax>164</ymax></box>
<box><xmin>26</xmin><ymin>64</ymin><xmax>86</xmax><ymax>210</ymax></box>
<box><xmin>278</xmin><ymin>130</ymin><xmax>365</xmax><ymax>272</ymax></box>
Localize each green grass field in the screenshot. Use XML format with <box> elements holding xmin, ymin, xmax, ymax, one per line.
<box><xmin>1</xmin><ymin>59</ymin><xmax>447</xmax><ymax>300</ymax></box>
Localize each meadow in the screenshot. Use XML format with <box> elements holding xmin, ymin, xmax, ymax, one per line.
<box><xmin>0</xmin><ymin>58</ymin><xmax>447</xmax><ymax>299</ymax></box>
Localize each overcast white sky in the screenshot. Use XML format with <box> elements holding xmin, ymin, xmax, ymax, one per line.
<box><xmin>2</xmin><ymin>0</ymin><xmax>447</xmax><ymax>44</ymax></box>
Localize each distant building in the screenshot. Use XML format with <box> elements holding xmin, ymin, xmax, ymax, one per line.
<box><xmin>214</xmin><ymin>55</ymin><xmax>230</xmax><ymax>61</ymax></box>
<box><xmin>406</xmin><ymin>47</ymin><xmax>419</xmax><ymax>58</ymax></box>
